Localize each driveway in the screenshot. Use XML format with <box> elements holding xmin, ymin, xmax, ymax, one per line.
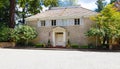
<box><xmin>0</xmin><ymin>48</ymin><xmax>120</xmax><ymax>69</ymax></box>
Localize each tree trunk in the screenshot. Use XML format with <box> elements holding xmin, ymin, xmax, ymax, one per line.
<box><xmin>22</xmin><ymin>8</ymin><xmax>25</xmax><ymax>24</ymax></box>
<box><xmin>103</xmin><ymin>34</ymin><xmax>109</xmax><ymax>45</ymax></box>
<box><xmin>9</xmin><ymin>0</ymin><xmax>15</xmax><ymax>28</ymax></box>
<box><xmin>106</xmin><ymin>37</ymin><xmax>109</xmax><ymax>45</ymax></box>
<box><xmin>103</xmin><ymin>36</ymin><xmax>106</xmax><ymax>45</ymax></box>
<box><xmin>109</xmin><ymin>39</ymin><xmax>113</xmax><ymax>50</ymax></box>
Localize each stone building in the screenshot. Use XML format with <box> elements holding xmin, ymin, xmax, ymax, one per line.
<box><xmin>25</xmin><ymin>6</ymin><xmax>97</xmax><ymax>47</ymax></box>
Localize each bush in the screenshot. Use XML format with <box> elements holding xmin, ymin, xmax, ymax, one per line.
<box><xmin>80</xmin><ymin>45</ymin><xmax>88</xmax><ymax>49</ymax></box>
<box><xmin>35</xmin><ymin>43</ymin><xmax>44</xmax><ymax>48</ymax></box>
<box><xmin>71</xmin><ymin>44</ymin><xmax>79</xmax><ymax>48</ymax></box>
<box><xmin>101</xmin><ymin>44</ymin><xmax>109</xmax><ymax>49</ymax></box>
<box><xmin>88</xmin><ymin>45</ymin><xmax>96</xmax><ymax>49</ymax></box>
<box><xmin>66</xmin><ymin>39</ymin><xmax>71</xmax><ymax>48</ymax></box>
<box><xmin>27</xmin><ymin>42</ymin><xmax>35</xmax><ymax>46</ymax></box>
<box><xmin>0</xmin><ymin>26</ymin><xmax>11</xmax><ymax>42</ymax></box>
<box><xmin>11</xmin><ymin>25</ymin><xmax>37</xmax><ymax>45</ymax></box>
<box><xmin>47</xmin><ymin>39</ymin><xmax>51</xmax><ymax>47</ymax></box>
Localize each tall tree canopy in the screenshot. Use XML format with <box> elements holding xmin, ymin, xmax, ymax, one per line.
<box><xmin>18</xmin><ymin>0</ymin><xmax>42</xmax><ymax>15</ymax></box>
<box><xmin>1</xmin><ymin>0</ymin><xmax>77</xmax><ymax>27</ymax></box>
<box><xmin>110</xmin><ymin>0</ymin><xmax>116</xmax><ymax>4</ymax></box>
<box><xmin>17</xmin><ymin>0</ymin><xmax>42</xmax><ymax>24</ymax></box>
<box><xmin>0</xmin><ymin>0</ymin><xmax>59</xmax><ymax>27</ymax></box>
<box><xmin>44</xmin><ymin>0</ymin><xmax>58</xmax><ymax>7</ymax></box>
<box><xmin>0</xmin><ymin>0</ymin><xmax>15</xmax><ymax>28</ymax></box>
<box><xmin>17</xmin><ymin>0</ymin><xmax>58</xmax><ymax>24</ymax></box>
<box><xmin>0</xmin><ymin>0</ymin><xmax>4</xmax><ymax>8</ymax></box>
<box><xmin>0</xmin><ymin>0</ymin><xmax>9</xmax><ymax>27</ymax></box>
<box><xmin>95</xmin><ymin>0</ymin><xmax>106</xmax><ymax>12</ymax></box>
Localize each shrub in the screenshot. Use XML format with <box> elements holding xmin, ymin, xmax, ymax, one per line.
<box><xmin>101</xmin><ymin>44</ymin><xmax>109</xmax><ymax>49</ymax></box>
<box><xmin>0</xmin><ymin>26</ymin><xmax>11</xmax><ymax>42</ymax></box>
<box><xmin>66</xmin><ymin>39</ymin><xmax>71</xmax><ymax>48</ymax></box>
<box><xmin>88</xmin><ymin>44</ymin><xmax>96</xmax><ymax>49</ymax></box>
<box><xmin>71</xmin><ymin>44</ymin><xmax>79</xmax><ymax>48</ymax></box>
<box><xmin>11</xmin><ymin>25</ymin><xmax>37</xmax><ymax>45</ymax></box>
<box><xmin>47</xmin><ymin>39</ymin><xmax>51</xmax><ymax>47</ymax></box>
<box><xmin>27</xmin><ymin>42</ymin><xmax>35</xmax><ymax>46</ymax></box>
<box><xmin>80</xmin><ymin>45</ymin><xmax>88</xmax><ymax>49</ymax></box>
<box><xmin>35</xmin><ymin>43</ymin><xmax>43</xmax><ymax>48</ymax></box>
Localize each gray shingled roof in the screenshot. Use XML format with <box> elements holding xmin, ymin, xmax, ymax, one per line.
<box><xmin>26</xmin><ymin>6</ymin><xmax>97</xmax><ymax>21</ymax></box>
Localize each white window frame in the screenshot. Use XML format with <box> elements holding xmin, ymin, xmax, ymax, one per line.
<box><xmin>51</xmin><ymin>20</ymin><xmax>56</xmax><ymax>26</ymax></box>
<box><xmin>41</xmin><ymin>20</ymin><xmax>45</xmax><ymax>26</ymax></box>
<box><xmin>74</xmin><ymin>18</ymin><xmax>80</xmax><ymax>25</ymax></box>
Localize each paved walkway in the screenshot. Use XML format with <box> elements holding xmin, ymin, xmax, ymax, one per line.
<box><xmin>0</xmin><ymin>48</ymin><xmax>120</xmax><ymax>69</ymax></box>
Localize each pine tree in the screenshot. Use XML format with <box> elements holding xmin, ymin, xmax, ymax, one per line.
<box><xmin>95</xmin><ymin>0</ymin><xmax>106</xmax><ymax>12</ymax></box>
<box><xmin>110</xmin><ymin>0</ymin><xmax>116</xmax><ymax>4</ymax></box>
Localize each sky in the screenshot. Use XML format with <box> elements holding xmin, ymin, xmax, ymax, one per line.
<box><xmin>38</xmin><ymin>0</ymin><xmax>111</xmax><ymax>11</ymax></box>
<box><xmin>78</xmin><ymin>0</ymin><xmax>110</xmax><ymax>10</ymax></box>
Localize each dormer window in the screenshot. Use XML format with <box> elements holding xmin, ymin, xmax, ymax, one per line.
<box><xmin>74</xmin><ymin>19</ymin><xmax>80</xmax><ymax>25</ymax></box>
<box><xmin>41</xmin><ymin>20</ymin><xmax>45</xmax><ymax>26</ymax></box>
<box><xmin>51</xmin><ymin>20</ymin><xmax>56</xmax><ymax>26</ymax></box>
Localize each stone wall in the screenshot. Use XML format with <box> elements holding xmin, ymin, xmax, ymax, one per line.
<box><xmin>26</xmin><ymin>20</ymin><xmax>41</xmax><ymax>44</ymax></box>
<box><xmin>26</xmin><ymin>17</ymin><xmax>95</xmax><ymax>46</ymax></box>
<box><xmin>0</xmin><ymin>42</ymin><xmax>15</xmax><ymax>48</ymax></box>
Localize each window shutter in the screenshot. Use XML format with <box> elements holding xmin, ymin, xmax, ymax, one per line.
<box><xmin>37</xmin><ymin>21</ymin><xmax>41</xmax><ymax>27</ymax></box>
<box><xmin>46</xmin><ymin>20</ymin><xmax>50</xmax><ymax>26</ymax></box>
<box><xmin>57</xmin><ymin>19</ymin><xmax>62</xmax><ymax>26</ymax></box>
<box><xmin>69</xmin><ymin>19</ymin><xmax>74</xmax><ymax>26</ymax></box>
<box><xmin>80</xmin><ymin>17</ymin><xmax>84</xmax><ymax>25</ymax></box>
<box><xmin>48</xmin><ymin>20</ymin><xmax>51</xmax><ymax>26</ymax></box>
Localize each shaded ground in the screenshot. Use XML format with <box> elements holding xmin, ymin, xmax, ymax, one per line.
<box><xmin>0</xmin><ymin>48</ymin><xmax>120</xmax><ymax>69</ymax></box>
<box><xmin>11</xmin><ymin>47</ymin><xmax>120</xmax><ymax>52</ymax></box>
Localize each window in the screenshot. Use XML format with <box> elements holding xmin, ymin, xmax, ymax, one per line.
<box><xmin>41</xmin><ymin>20</ymin><xmax>45</xmax><ymax>26</ymax></box>
<box><xmin>74</xmin><ymin>19</ymin><xmax>80</xmax><ymax>25</ymax></box>
<box><xmin>51</xmin><ymin>20</ymin><xmax>56</xmax><ymax>26</ymax></box>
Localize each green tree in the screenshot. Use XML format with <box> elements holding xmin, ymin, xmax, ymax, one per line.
<box><xmin>17</xmin><ymin>0</ymin><xmax>58</xmax><ymax>24</ymax></box>
<box><xmin>44</xmin><ymin>0</ymin><xmax>58</xmax><ymax>7</ymax></box>
<box><xmin>110</xmin><ymin>0</ymin><xmax>116</xmax><ymax>4</ymax></box>
<box><xmin>86</xmin><ymin>4</ymin><xmax>120</xmax><ymax>49</ymax></box>
<box><xmin>95</xmin><ymin>0</ymin><xmax>106</xmax><ymax>12</ymax></box>
<box><xmin>0</xmin><ymin>0</ymin><xmax>15</xmax><ymax>28</ymax></box>
<box><xmin>27</xmin><ymin>0</ymin><xmax>42</xmax><ymax>14</ymax></box>
<box><xmin>1</xmin><ymin>0</ymin><xmax>59</xmax><ymax>27</ymax></box>
<box><xmin>0</xmin><ymin>0</ymin><xmax>9</xmax><ymax>27</ymax></box>
<box><xmin>0</xmin><ymin>0</ymin><xmax>4</xmax><ymax>8</ymax></box>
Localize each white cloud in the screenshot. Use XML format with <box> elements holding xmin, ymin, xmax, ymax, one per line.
<box><xmin>79</xmin><ymin>0</ymin><xmax>97</xmax><ymax>3</ymax></box>
<box><xmin>80</xmin><ymin>1</ymin><xmax>97</xmax><ymax>10</ymax></box>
